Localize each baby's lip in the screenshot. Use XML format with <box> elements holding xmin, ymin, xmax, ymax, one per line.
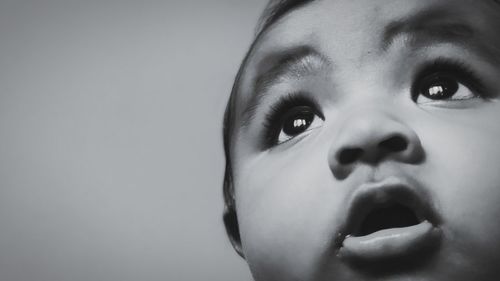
<box><xmin>336</xmin><ymin>176</ymin><xmax>442</xmax><ymax>264</ymax></box>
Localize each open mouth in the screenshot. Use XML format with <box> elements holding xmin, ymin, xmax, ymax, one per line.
<box><xmin>338</xmin><ymin>177</ymin><xmax>442</xmax><ymax>263</ymax></box>
<box><xmin>355</xmin><ymin>203</ymin><xmax>421</xmax><ymax>237</ymax></box>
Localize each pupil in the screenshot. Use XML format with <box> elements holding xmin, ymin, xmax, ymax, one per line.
<box><xmin>422</xmin><ymin>77</ymin><xmax>458</xmax><ymax>100</ymax></box>
<box><xmin>283</xmin><ymin>112</ymin><xmax>314</xmax><ymax>136</ymax></box>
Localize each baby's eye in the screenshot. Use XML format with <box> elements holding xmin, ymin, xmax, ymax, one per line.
<box><xmin>414</xmin><ymin>73</ymin><xmax>474</xmax><ymax>103</ymax></box>
<box><xmin>277</xmin><ymin>106</ymin><xmax>323</xmax><ymax>144</ymax></box>
<box><xmin>262</xmin><ymin>94</ymin><xmax>324</xmax><ymax>147</ymax></box>
<box><xmin>412</xmin><ymin>60</ymin><xmax>485</xmax><ymax>105</ymax></box>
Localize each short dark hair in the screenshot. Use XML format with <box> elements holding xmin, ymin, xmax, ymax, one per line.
<box><xmin>222</xmin><ymin>0</ymin><xmax>315</xmax><ymax>257</ymax></box>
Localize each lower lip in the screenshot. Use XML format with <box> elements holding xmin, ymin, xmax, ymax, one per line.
<box><xmin>339</xmin><ymin>221</ymin><xmax>441</xmax><ymax>262</ymax></box>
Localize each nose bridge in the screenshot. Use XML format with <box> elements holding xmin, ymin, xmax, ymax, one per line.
<box><xmin>328</xmin><ymin>106</ymin><xmax>424</xmax><ymax>180</ymax></box>
<box><xmin>339</xmin><ymin>107</ymin><xmax>402</xmax><ymax>146</ymax></box>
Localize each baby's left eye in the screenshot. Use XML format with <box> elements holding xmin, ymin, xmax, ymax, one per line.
<box><xmin>411</xmin><ymin>60</ymin><xmax>485</xmax><ymax>105</ymax></box>
<box><xmin>414</xmin><ymin>73</ymin><xmax>474</xmax><ymax>103</ymax></box>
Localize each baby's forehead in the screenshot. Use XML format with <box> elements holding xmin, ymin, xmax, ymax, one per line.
<box><xmin>231</xmin><ymin>0</ymin><xmax>500</xmax><ymax>128</ymax></box>
<box><xmin>241</xmin><ymin>0</ymin><xmax>500</xmax><ymax>91</ymax></box>
<box><xmin>254</xmin><ymin>0</ymin><xmax>499</xmax><ymax>58</ymax></box>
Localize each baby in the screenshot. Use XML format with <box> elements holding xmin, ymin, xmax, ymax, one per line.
<box><xmin>222</xmin><ymin>0</ymin><xmax>500</xmax><ymax>280</ymax></box>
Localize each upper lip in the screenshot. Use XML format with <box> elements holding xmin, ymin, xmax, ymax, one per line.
<box><xmin>336</xmin><ymin>176</ymin><xmax>440</xmax><ymax>246</ymax></box>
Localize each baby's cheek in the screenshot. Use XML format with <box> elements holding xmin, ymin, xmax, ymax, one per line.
<box><xmin>419</xmin><ymin>107</ymin><xmax>500</xmax><ymax>271</ymax></box>
<box><xmin>234</xmin><ymin>150</ymin><xmax>344</xmax><ymax>280</ymax></box>
<box><xmin>235</xmin><ymin>166</ymin><xmax>308</xmax><ymax>279</ymax></box>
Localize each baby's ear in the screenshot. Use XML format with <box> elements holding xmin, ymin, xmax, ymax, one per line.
<box><xmin>223</xmin><ymin>206</ymin><xmax>245</xmax><ymax>258</ymax></box>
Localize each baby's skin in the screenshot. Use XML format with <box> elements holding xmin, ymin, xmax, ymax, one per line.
<box><xmin>227</xmin><ymin>0</ymin><xmax>500</xmax><ymax>280</ymax></box>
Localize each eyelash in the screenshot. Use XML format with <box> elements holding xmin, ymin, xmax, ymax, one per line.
<box><xmin>411</xmin><ymin>58</ymin><xmax>487</xmax><ymax>100</ymax></box>
<box><xmin>262</xmin><ymin>93</ymin><xmax>323</xmax><ymax>148</ymax></box>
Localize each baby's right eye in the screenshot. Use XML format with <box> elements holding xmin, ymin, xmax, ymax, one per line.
<box><xmin>263</xmin><ymin>94</ymin><xmax>324</xmax><ymax>147</ymax></box>
<box><xmin>277</xmin><ymin>106</ymin><xmax>323</xmax><ymax>144</ymax></box>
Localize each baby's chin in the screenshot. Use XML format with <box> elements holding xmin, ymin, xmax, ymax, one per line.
<box><xmin>307</xmin><ymin>250</ymin><xmax>500</xmax><ymax>281</ymax></box>
<box><xmin>244</xmin><ymin>221</ymin><xmax>500</xmax><ymax>281</ymax></box>
<box><xmin>320</xmin><ymin>227</ymin><xmax>500</xmax><ymax>281</ymax></box>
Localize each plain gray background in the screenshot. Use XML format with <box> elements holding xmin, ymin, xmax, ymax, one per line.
<box><xmin>0</xmin><ymin>0</ymin><xmax>267</xmax><ymax>280</ymax></box>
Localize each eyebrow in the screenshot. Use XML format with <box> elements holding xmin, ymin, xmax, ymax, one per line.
<box><xmin>381</xmin><ymin>6</ymin><xmax>476</xmax><ymax>51</ymax></box>
<box><xmin>382</xmin><ymin>5</ymin><xmax>500</xmax><ymax>64</ymax></box>
<box><xmin>240</xmin><ymin>45</ymin><xmax>331</xmax><ymax>127</ymax></box>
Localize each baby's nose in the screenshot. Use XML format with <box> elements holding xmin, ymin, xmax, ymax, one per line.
<box><xmin>328</xmin><ymin>110</ymin><xmax>424</xmax><ymax>179</ymax></box>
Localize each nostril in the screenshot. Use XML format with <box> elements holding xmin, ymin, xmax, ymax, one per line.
<box><xmin>338</xmin><ymin>148</ymin><xmax>363</xmax><ymax>165</ymax></box>
<box><xmin>379</xmin><ymin>135</ymin><xmax>408</xmax><ymax>152</ymax></box>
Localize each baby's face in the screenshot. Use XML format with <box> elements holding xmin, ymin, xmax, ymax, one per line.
<box><xmin>231</xmin><ymin>0</ymin><xmax>500</xmax><ymax>280</ymax></box>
